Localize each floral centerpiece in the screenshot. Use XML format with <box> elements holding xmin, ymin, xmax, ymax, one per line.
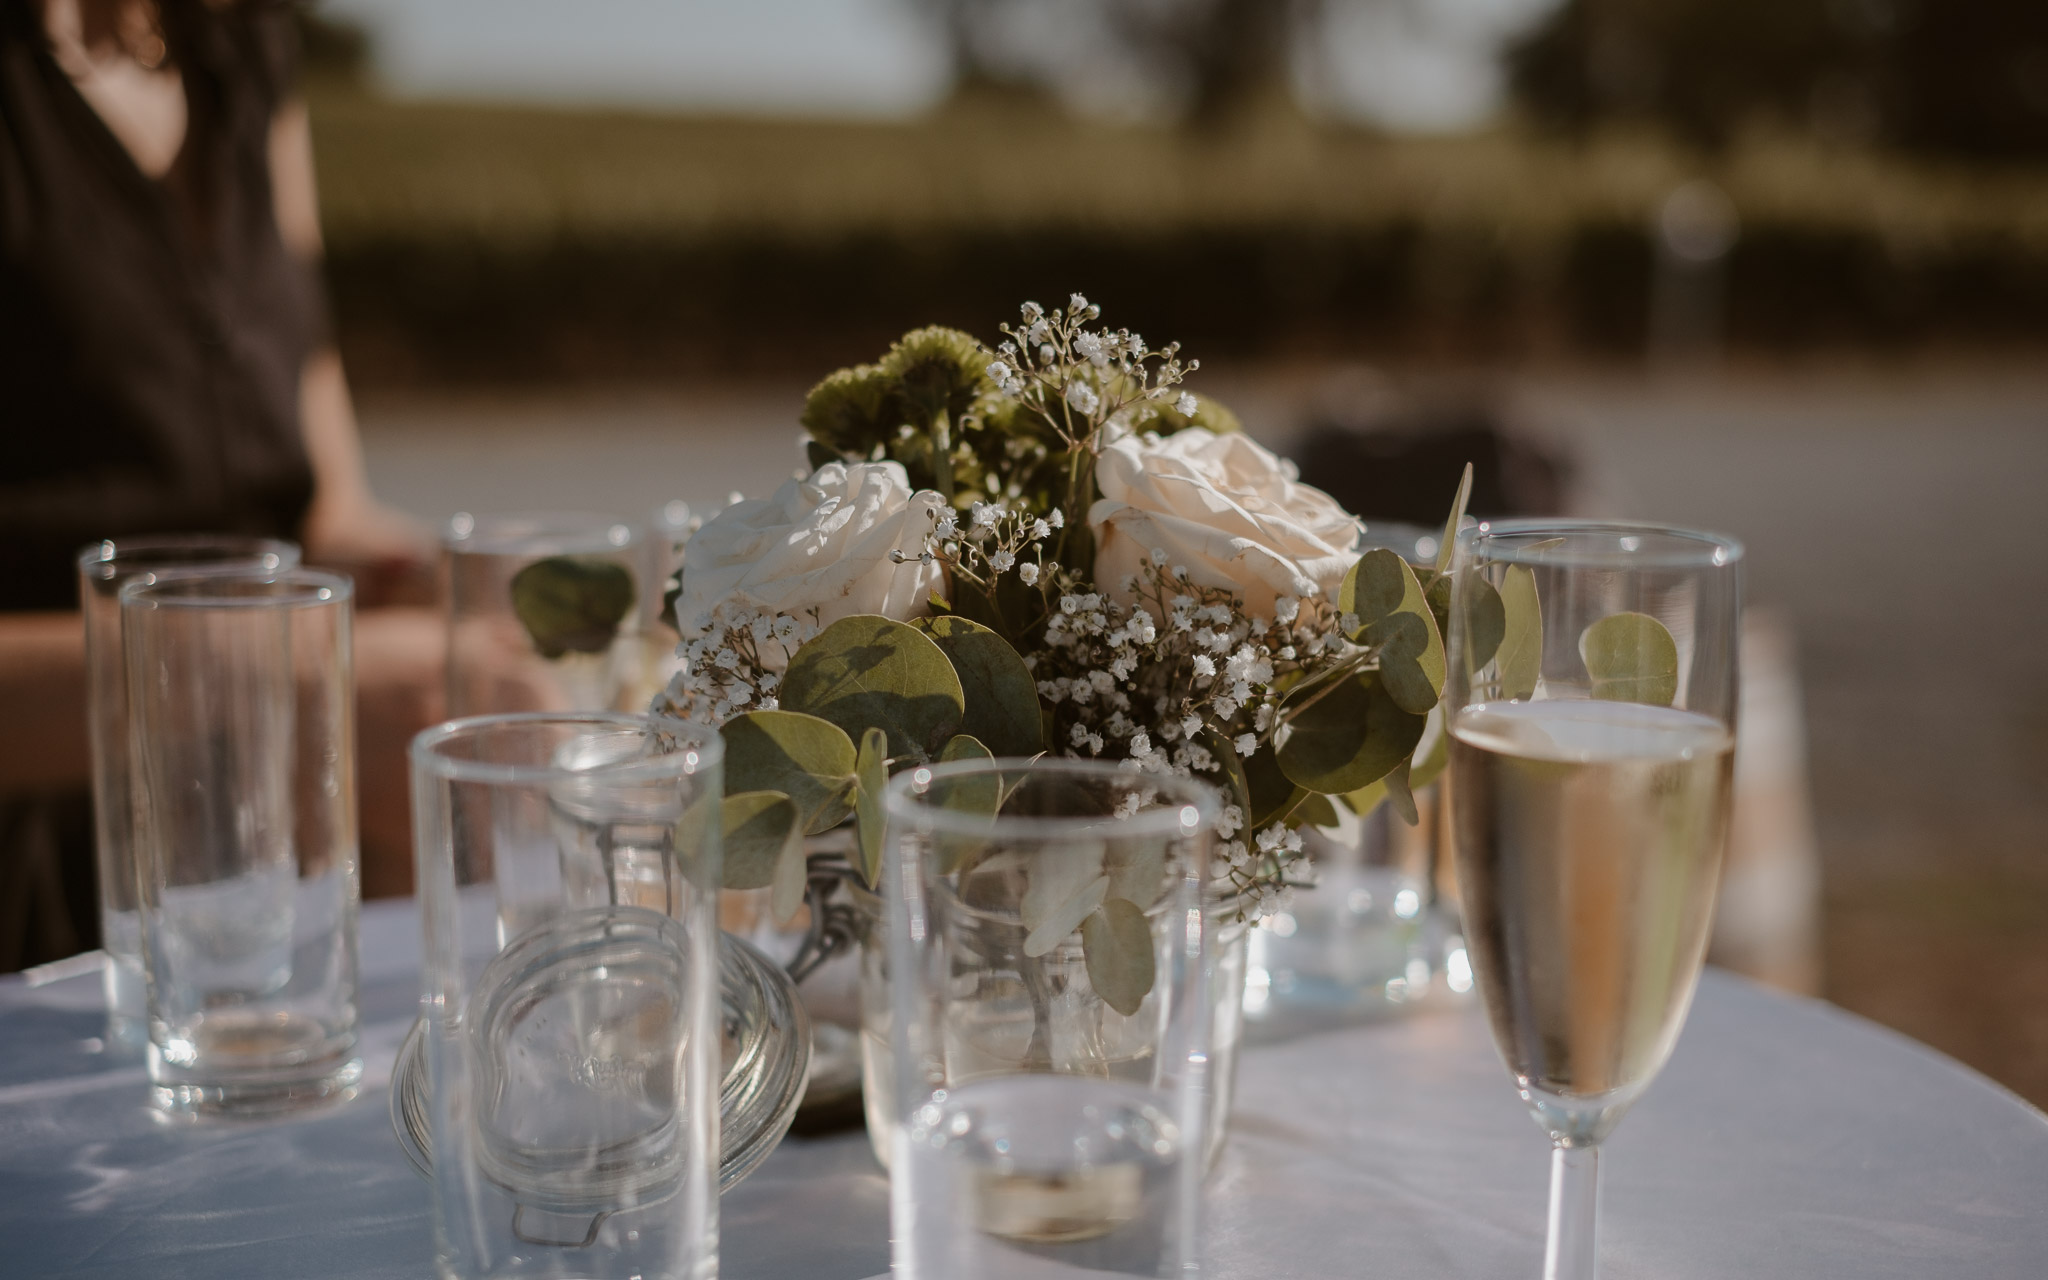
<box><xmin>646</xmin><ymin>295</ymin><xmax>1518</xmax><ymax>1005</ymax></box>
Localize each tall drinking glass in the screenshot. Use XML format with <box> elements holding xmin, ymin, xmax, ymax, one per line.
<box><xmin>886</xmin><ymin>759</ymin><xmax>1217</xmax><ymax>1280</ymax></box>
<box><xmin>78</xmin><ymin>534</ymin><xmax>300</xmax><ymax>1045</ymax></box>
<box><xmin>1445</xmin><ymin>521</ymin><xmax>1742</xmax><ymax>1279</ymax></box>
<box><xmin>443</xmin><ymin>512</ymin><xmax>642</xmax><ymax>718</ymax></box>
<box><xmin>122</xmin><ymin>568</ymin><xmax>360</xmax><ymax>1116</ymax></box>
<box><xmin>411</xmin><ymin>713</ymin><xmax>723</xmax><ymax>1280</ymax></box>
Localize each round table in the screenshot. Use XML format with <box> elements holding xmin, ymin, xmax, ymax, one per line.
<box><xmin>2</xmin><ymin>899</ymin><xmax>2042</xmax><ymax>1279</ymax></box>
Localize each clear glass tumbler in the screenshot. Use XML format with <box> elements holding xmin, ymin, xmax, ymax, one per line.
<box><xmin>885</xmin><ymin>758</ymin><xmax>1218</xmax><ymax>1279</ymax></box>
<box><xmin>411</xmin><ymin>712</ymin><xmax>724</xmax><ymax>1280</ymax></box>
<box><xmin>1446</xmin><ymin>520</ymin><xmax>1742</xmax><ymax>1279</ymax></box>
<box><xmin>78</xmin><ymin>534</ymin><xmax>300</xmax><ymax>1046</ymax></box>
<box><xmin>121</xmin><ymin>567</ymin><xmax>360</xmax><ymax>1117</ymax></box>
<box><xmin>443</xmin><ymin>512</ymin><xmax>642</xmax><ymax>718</ymax></box>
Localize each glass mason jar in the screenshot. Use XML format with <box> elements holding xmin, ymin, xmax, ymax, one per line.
<box><xmin>848</xmin><ymin>882</ymin><xmax>1251</xmax><ymax>1172</ymax></box>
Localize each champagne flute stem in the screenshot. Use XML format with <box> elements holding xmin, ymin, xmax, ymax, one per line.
<box><xmin>1543</xmin><ymin>1142</ymin><xmax>1600</xmax><ymax>1280</ymax></box>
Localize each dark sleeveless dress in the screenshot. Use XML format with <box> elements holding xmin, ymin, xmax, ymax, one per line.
<box><xmin>0</xmin><ymin>0</ymin><xmax>323</xmax><ymax>613</ymax></box>
<box><xmin>0</xmin><ymin>0</ymin><xmax>324</xmax><ymax>969</ymax></box>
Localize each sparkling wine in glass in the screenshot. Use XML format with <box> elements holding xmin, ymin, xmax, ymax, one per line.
<box><xmin>1446</xmin><ymin>521</ymin><xmax>1741</xmax><ymax>1280</ymax></box>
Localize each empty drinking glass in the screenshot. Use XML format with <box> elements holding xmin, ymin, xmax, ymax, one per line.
<box><xmin>443</xmin><ymin>512</ymin><xmax>643</xmax><ymax>718</ymax></box>
<box><xmin>78</xmin><ymin>534</ymin><xmax>300</xmax><ymax>1046</ymax></box>
<box><xmin>411</xmin><ymin>712</ymin><xmax>724</xmax><ymax>1280</ymax></box>
<box><xmin>121</xmin><ymin>567</ymin><xmax>360</xmax><ymax>1117</ymax></box>
<box><xmin>885</xmin><ymin>758</ymin><xmax>1217</xmax><ymax>1279</ymax></box>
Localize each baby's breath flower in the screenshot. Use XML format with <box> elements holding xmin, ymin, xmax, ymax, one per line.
<box><xmin>1018</xmin><ymin>562</ymin><xmax>1040</xmax><ymax>586</ymax></box>
<box><xmin>1176</xmin><ymin>392</ymin><xmax>1198</xmax><ymax>415</ymax></box>
<box><xmin>990</xmin><ymin>549</ymin><xmax>1015</xmax><ymax>573</ymax></box>
<box><xmin>1235</xmin><ymin>732</ymin><xmax>1258</xmax><ymax>757</ymax></box>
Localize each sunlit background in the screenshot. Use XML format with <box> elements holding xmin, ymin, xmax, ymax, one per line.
<box><xmin>302</xmin><ymin>0</ymin><xmax>2048</xmax><ymax>1106</ymax></box>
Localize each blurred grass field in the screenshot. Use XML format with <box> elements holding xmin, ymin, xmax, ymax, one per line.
<box><xmin>306</xmin><ymin>83</ymin><xmax>2048</xmax><ymax>384</ymax></box>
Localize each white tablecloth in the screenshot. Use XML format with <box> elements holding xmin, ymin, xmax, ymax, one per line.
<box><xmin>2</xmin><ymin>898</ymin><xmax>2043</xmax><ymax>1279</ymax></box>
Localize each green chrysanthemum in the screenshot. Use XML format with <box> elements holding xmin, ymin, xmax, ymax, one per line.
<box><xmin>800</xmin><ymin>363</ymin><xmax>898</xmax><ymax>459</ymax></box>
<box><xmin>880</xmin><ymin>326</ymin><xmax>990</xmax><ymax>427</ymax></box>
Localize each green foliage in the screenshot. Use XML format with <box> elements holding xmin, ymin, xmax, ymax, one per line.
<box><xmin>720</xmin><ymin>709</ymin><xmax>858</xmax><ymax>835</ymax></box>
<box><xmin>1496</xmin><ymin>565</ymin><xmax>1543</xmax><ymax>699</ymax></box>
<box><xmin>1408</xmin><ymin>715</ymin><xmax>1451</xmax><ymax>793</ymax></box>
<box><xmin>930</xmin><ymin>734</ymin><xmax>1000</xmax><ymax>818</ymax></box>
<box><xmin>779</xmin><ymin>616</ymin><xmax>965</xmax><ymax>761</ymax></box>
<box><xmin>1581</xmin><ymin>610</ymin><xmax>1680</xmax><ymax>705</ymax></box>
<box><xmin>854</xmin><ymin>728</ymin><xmax>889</xmax><ymax>887</ymax></box>
<box><xmin>919</xmin><ymin>616</ymin><xmax>1044</xmax><ymax>757</ymax></box>
<box><xmin>1453</xmin><ymin>574</ymin><xmax>1507</xmax><ymax>675</ymax></box>
<box><xmin>1382</xmin><ymin>758</ymin><xmax>1419</xmax><ymax>826</ymax></box>
<box><xmin>1294</xmin><ymin>793</ymin><xmax>1342</xmax><ymax>829</ymax></box>
<box><xmin>1082</xmin><ymin>898</ymin><xmax>1155</xmax><ymax>1018</ymax></box>
<box><xmin>509</xmin><ymin>556</ymin><xmax>635</xmax><ymax>659</ymax></box>
<box><xmin>721</xmin><ymin>791</ymin><xmax>802</xmax><ymax>891</ymax></box>
<box><xmin>1239</xmin><ymin>741</ymin><xmax>1306</xmax><ymax>830</ymax></box>
<box><xmin>1277</xmin><ymin>672</ymin><xmax>1427</xmax><ymax>795</ymax></box>
<box><xmin>1342</xmin><ymin>550</ymin><xmax>1445</xmax><ymax>715</ymax></box>
<box><xmin>1435</xmin><ymin>462</ymin><xmax>1474</xmax><ymax>577</ymax></box>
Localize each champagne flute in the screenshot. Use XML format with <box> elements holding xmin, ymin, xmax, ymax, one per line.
<box><xmin>1445</xmin><ymin>520</ymin><xmax>1742</xmax><ymax>1279</ymax></box>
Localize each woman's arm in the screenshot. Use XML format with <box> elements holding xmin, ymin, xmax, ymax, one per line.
<box><xmin>268</xmin><ymin>98</ymin><xmax>434</xmax><ymax>604</ymax></box>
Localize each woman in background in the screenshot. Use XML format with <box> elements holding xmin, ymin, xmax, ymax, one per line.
<box><xmin>0</xmin><ymin>0</ymin><xmax>439</xmax><ymax>968</ymax></box>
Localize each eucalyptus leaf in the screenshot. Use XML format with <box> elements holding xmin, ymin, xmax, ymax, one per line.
<box><xmin>1383</xmin><ymin>758</ymin><xmax>1419</xmax><ymax>826</ymax></box>
<box><xmin>1580</xmin><ymin>611</ymin><xmax>1680</xmax><ymax>706</ymax></box>
<box><xmin>781</xmin><ymin>615</ymin><xmax>965</xmax><ymax>760</ymax></box>
<box><xmin>769</xmin><ymin>813</ymin><xmax>809</xmax><ymax>925</ymax></box>
<box><xmin>1339</xmin><ymin>548</ymin><xmax>1409</xmax><ymax>631</ymax></box>
<box><xmin>1243</xmin><ymin>743</ymin><xmax>1307</xmax><ymax>830</ymax></box>
<box><xmin>1082</xmin><ymin>899</ymin><xmax>1155</xmax><ymax>1018</ymax></box>
<box><xmin>1424</xmin><ymin>571</ymin><xmax>1453</xmax><ymax>640</ymax></box>
<box><xmin>1339</xmin><ymin>778</ymin><xmax>1388</xmax><ymax>819</ymax></box>
<box><xmin>1105</xmin><ymin>837</ymin><xmax>1167</xmax><ymax>908</ymax></box>
<box><xmin>1408</xmin><ymin>707</ymin><xmax>1451</xmax><ymax>792</ymax></box>
<box><xmin>721</xmin><ymin>791</ymin><xmax>802</xmax><ymax>891</ymax></box>
<box><xmin>671</xmin><ymin>790</ymin><xmax>721</xmax><ymax>890</ymax></box>
<box><xmin>1369</xmin><ymin>610</ymin><xmax>1445</xmax><ymax>715</ymax></box>
<box><xmin>720</xmin><ymin>709</ymin><xmax>858</xmax><ymax>835</ymax></box>
<box><xmin>509</xmin><ymin>557</ymin><xmax>636</xmax><ymax>659</ymax></box>
<box><xmin>1294</xmin><ymin>793</ymin><xmax>1342</xmax><ymax>829</ymax></box>
<box><xmin>920</xmin><ymin>616</ymin><xmax>1044</xmax><ymax>757</ymax></box>
<box><xmin>1024</xmin><ymin>873</ymin><xmax>1108</xmax><ymax>958</ymax></box>
<box><xmin>1496</xmin><ymin>564</ymin><xmax>1542</xmax><ymax>700</ymax></box>
<box><xmin>1435</xmin><ymin>461</ymin><xmax>1474</xmax><ymax>576</ymax></box>
<box><xmin>1277</xmin><ymin>673</ymin><xmax>1427</xmax><ymax>795</ymax></box>
<box><xmin>933</xmin><ymin>733</ymin><xmax>1000</xmax><ymax>814</ymax></box>
<box><xmin>854</xmin><ymin>727</ymin><xmax>889</xmax><ymax>888</ymax></box>
<box><xmin>1359</xmin><ymin>554</ymin><xmax>1446</xmax><ymax>715</ymax></box>
<box><xmin>1454</xmin><ymin>573</ymin><xmax>1507</xmax><ymax>675</ymax></box>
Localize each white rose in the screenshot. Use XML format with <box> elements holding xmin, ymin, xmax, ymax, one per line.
<box><xmin>1088</xmin><ymin>428</ymin><xmax>1359</xmax><ymax>616</ymax></box>
<box><xmin>677</xmin><ymin>461</ymin><xmax>947</xmax><ymax>639</ymax></box>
